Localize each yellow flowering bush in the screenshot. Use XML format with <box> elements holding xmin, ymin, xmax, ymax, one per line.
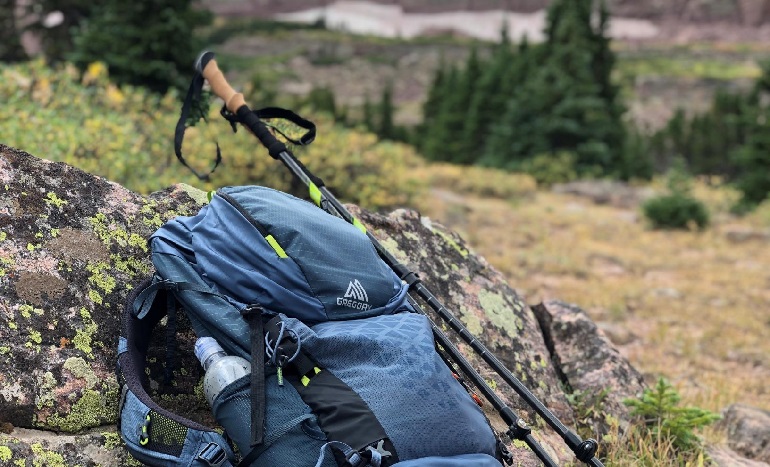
<box><xmin>0</xmin><ymin>61</ymin><xmax>425</xmax><ymax>210</ymax></box>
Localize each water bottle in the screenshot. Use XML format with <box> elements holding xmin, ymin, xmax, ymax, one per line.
<box><xmin>194</xmin><ymin>337</ymin><xmax>251</xmax><ymax>406</ymax></box>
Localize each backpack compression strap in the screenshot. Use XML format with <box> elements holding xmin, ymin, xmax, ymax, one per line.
<box><xmin>261</xmin><ymin>316</ymin><xmax>400</xmax><ymax>467</ymax></box>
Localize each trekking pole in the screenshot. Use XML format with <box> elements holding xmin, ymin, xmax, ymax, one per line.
<box><xmin>195</xmin><ymin>51</ymin><xmax>603</xmax><ymax>467</ymax></box>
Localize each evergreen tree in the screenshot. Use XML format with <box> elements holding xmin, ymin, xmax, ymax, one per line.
<box><xmin>0</xmin><ymin>0</ymin><xmax>27</xmax><ymax>61</ymax></box>
<box><xmin>20</xmin><ymin>0</ymin><xmax>94</xmax><ymax>62</ymax></box>
<box><xmin>362</xmin><ymin>95</ymin><xmax>375</xmax><ymax>133</ymax></box>
<box><xmin>419</xmin><ymin>60</ymin><xmax>447</xmax><ymax>156</ymax></box>
<box><xmin>482</xmin><ymin>0</ymin><xmax>625</xmax><ymax>176</ymax></box>
<box><xmin>422</xmin><ymin>66</ymin><xmax>462</xmax><ymax>161</ymax></box>
<box><xmin>449</xmin><ymin>46</ymin><xmax>483</xmax><ymax>164</ymax></box>
<box><xmin>732</xmin><ymin>60</ymin><xmax>770</xmax><ymax>209</ymax></box>
<box><xmin>70</xmin><ymin>0</ymin><xmax>212</xmax><ymax>93</ymax></box>
<box><xmin>378</xmin><ymin>83</ymin><xmax>396</xmax><ymax>140</ymax></box>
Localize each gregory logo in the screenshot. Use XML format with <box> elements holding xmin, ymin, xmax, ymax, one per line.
<box><xmin>338</xmin><ymin>279</ymin><xmax>372</xmax><ymax>311</ymax></box>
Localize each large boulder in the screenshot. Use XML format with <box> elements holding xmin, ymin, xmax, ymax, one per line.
<box><xmin>0</xmin><ymin>144</ymin><xmax>645</xmax><ymax>465</ymax></box>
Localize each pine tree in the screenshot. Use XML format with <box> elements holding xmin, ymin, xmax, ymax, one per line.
<box><xmin>482</xmin><ymin>0</ymin><xmax>626</xmax><ymax>175</ymax></box>
<box><xmin>732</xmin><ymin>62</ymin><xmax>770</xmax><ymax>209</ymax></box>
<box><xmin>378</xmin><ymin>83</ymin><xmax>396</xmax><ymax>140</ymax></box>
<box><xmin>422</xmin><ymin>66</ymin><xmax>462</xmax><ymax>161</ymax></box>
<box><xmin>70</xmin><ymin>0</ymin><xmax>212</xmax><ymax>93</ymax></box>
<box><xmin>0</xmin><ymin>0</ymin><xmax>27</xmax><ymax>61</ymax></box>
<box><xmin>20</xmin><ymin>0</ymin><xmax>94</xmax><ymax>62</ymax></box>
<box><xmin>362</xmin><ymin>95</ymin><xmax>376</xmax><ymax>133</ymax></box>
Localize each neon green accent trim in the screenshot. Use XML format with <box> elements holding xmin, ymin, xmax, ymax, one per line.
<box><xmin>140</xmin><ymin>437</ymin><xmax>149</xmax><ymax>446</ymax></box>
<box><xmin>352</xmin><ymin>218</ymin><xmax>367</xmax><ymax>234</ymax></box>
<box><xmin>265</xmin><ymin>235</ymin><xmax>288</xmax><ymax>258</ymax></box>
<box><xmin>207</xmin><ymin>190</ymin><xmax>216</xmax><ymax>202</ymax></box>
<box><xmin>301</xmin><ymin>367</ymin><xmax>322</xmax><ymax>387</ymax></box>
<box><xmin>309</xmin><ymin>183</ymin><xmax>322</xmax><ymax>206</ymax></box>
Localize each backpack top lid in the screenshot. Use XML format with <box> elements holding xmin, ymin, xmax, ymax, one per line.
<box><xmin>150</xmin><ymin>186</ymin><xmax>408</xmax><ymax>324</ymax></box>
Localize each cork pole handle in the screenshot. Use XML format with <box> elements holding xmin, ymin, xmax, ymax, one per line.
<box><xmin>195</xmin><ymin>51</ymin><xmax>246</xmax><ymax>113</ymax></box>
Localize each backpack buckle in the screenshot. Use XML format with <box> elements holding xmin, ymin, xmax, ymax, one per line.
<box><xmin>198</xmin><ymin>442</ymin><xmax>227</xmax><ymax>467</ymax></box>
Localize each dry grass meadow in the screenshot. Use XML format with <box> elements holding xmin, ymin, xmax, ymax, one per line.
<box><xmin>414</xmin><ymin>168</ymin><xmax>770</xmax><ymax>422</ymax></box>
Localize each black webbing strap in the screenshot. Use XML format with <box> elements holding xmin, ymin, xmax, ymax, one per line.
<box><xmin>174</xmin><ymin>72</ymin><xmax>222</xmax><ymax>181</ymax></box>
<box><xmin>173</xmin><ymin>68</ymin><xmax>317</xmax><ymax>182</ymax></box>
<box><xmin>240</xmin><ymin>304</ymin><xmax>266</xmax><ymax>450</ymax></box>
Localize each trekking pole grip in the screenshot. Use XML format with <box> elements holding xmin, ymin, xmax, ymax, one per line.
<box><xmin>196</xmin><ymin>51</ymin><xmax>245</xmax><ymax>113</ymax></box>
<box><xmin>195</xmin><ymin>51</ymin><xmax>288</xmax><ymax>158</ymax></box>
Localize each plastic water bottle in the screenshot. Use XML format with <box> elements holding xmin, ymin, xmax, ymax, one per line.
<box><xmin>194</xmin><ymin>337</ymin><xmax>251</xmax><ymax>406</ymax></box>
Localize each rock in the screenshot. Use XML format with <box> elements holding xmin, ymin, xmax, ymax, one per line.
<box><xmin>552</xmin><ymin>180</ymin><xmax>655</xmax><ymax>209</ymax></box>
<box><xmin>707</xmin><ymin>446</ymin><xmax>770</xmax><ymax>466</ymax></box>
<box><xmin>0</xmin><ymin>145</ymin><xmax>643</xmax><ymax>465</ymax></box>
<box><xmin>531</xmin><ymin>300</ymin><xmax>647</xmax><ymax>438</ymax></box>
<box><xmin>719</xmin><ymin>404</ymin><xmax>770</xmax><ymax>463</ymax></box>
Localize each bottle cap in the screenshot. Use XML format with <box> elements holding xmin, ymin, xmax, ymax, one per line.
<box><xmin>194</xmin><ymin>336</ymin><xmax>224</xmax><ymax>367</ymax></box>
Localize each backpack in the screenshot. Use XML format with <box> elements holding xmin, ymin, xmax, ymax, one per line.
<box><xmin>116</xmin><ymin>185</ymin><xmax>505</xmax><ymax>467</ymax></box>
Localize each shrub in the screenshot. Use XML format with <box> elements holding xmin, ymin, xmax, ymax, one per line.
<box><xmin>625</xmin><ymin>378</ymin><xmax>720</xmax><ymax>455</ymax></box>
<box><xmin>518</xmin><ymin>152</ymin><xmax>579</xmax><ymax>187</ymax></box>
<box><xmin>642</xmin><ymin>163</ymin><xmax>710</xmax><ymax>230</ymax></box>
<box><xmin>643</xmin><ymin>194</ymin><xmax>710</xmax><ymax>230</ymax></box>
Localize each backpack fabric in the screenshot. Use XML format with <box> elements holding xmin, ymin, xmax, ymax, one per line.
<box><xmin>117</xmin><ymin>185</ymin><xmax>502</xmax><ymax>467</ymax></box>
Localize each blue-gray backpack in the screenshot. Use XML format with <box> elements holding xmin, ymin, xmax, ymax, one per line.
<box><xmin>117</xmin><ymin>185</ymin><xmax>505</xmax><ymax>467</ymax></box>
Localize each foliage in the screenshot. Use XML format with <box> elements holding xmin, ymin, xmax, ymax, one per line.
<box><xmin>69</xmin><ymin>0</ymin><xmax>212</xmax><ymax>93</ymax></box>
<box><xmin>624</xmin><ymin>378</ymin><xmax>720</xmax><ymax>456</ymax></box>
<box><xmin>484</xmin><ymin>0</ymin><xmax>626</xmax><ymax>176</ymax></box>
<box><xmin>642</xmin><ymin>163</ymin><xmax>710</xmax><ymax>230</ymax></box>
<box><xmin>731</xmin><ymin>61</ymin><xmax>770</xmax><ymax>211</ymax></box>
<box><xmin>0</xmin><ymin>60</ymin><xmax>425</xmax><ymax>210</ymax></box>
<box><xmin>17</xmin><ymin>0</ymin><xmax>95</xmax><ymax>62</ymax></box>
<box><xmin>416</xmin><ymin>0</ymin><xmax>628</xmax><ymax>178</ymax></box>
<box><xmin>0</xmin><ymin>0</ymin><xmax>27</xmax><ymax>61</ymax></box>
<box><xmin>517</xmin><ymin>152</ymin><xmax>579</xmax><ymax>187</ymax></box>
<box><xmin>412</xmin><ymin>163</ymin><xmax>537</xmax><ymax>200</ymax></box>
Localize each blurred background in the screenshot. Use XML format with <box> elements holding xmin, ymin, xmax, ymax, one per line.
<box><xmin>2</xmin><ymin>0</ymin><xmax>769</xmax><ymax>464</ymax></box>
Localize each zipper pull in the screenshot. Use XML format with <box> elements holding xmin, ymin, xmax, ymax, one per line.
<box><xmin>276</xmin><ymin>365</ymin><xmax>284</xmax><ymax>387</ymax></box>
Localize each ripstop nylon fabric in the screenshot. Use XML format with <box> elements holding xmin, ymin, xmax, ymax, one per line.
<box><xmin>151</xmin><ymin>186</ymin><xmax>406</xmax><ymax>324</ymax></box>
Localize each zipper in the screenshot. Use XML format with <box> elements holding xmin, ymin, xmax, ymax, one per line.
<box><xmin>217</xmin><ymin>191</ymin><xmax>288</xmax><ymax>259</ymax></box>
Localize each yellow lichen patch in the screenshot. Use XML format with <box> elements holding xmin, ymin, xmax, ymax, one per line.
<box><xmin>0</xmin><ymin>445</ymin><xmax>11</xmax><ymax>462</ymax></box>
<box><xmin>43</xmin><ymin>388</ymin><xmax>116</xmax><ymax>433</ymax></box>
<box><xmin>31</xmin><ymin>443</ymin><xmax>65</xmax><ymax>467</ymax></box>
<box><xmin>477</xmin><ymin>289</ymin><xmax>523</xmax><ymax>337</ymax></box>
<box><xmin>43</xmin><ymin>192</ymin><xmax>68</xmax><ymax>209</ymax></box>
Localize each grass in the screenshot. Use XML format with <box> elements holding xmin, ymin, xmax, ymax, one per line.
<box><xmin>415</xmin><ymin>175</ymin><xmax>770</xmax><ymax>419</ymax></box>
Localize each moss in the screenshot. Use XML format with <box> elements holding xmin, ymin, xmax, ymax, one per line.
<box><xmin>31</xmin><ymin>443</ymin><xmax>65</xmax><ymax>467</ymax></box>
<box><xmin>0</xmin><ymin>232</ymin><xmax>6</xmax><ymax>242</ymax></box>
<box><xmin>0</xmin><ymin>347</ymin><xmax>10</xmax><ymax>355</ymax></box>
<box><xmin>43</xmin><ymin>192</ymin><xmax>68</xmax><ymax>209</ymax></box>
<box><xmin>44</xmin><ymin>389</ymin><xmax>114</xmax><ymax>432</ymax></box>
<box><xmin>458</xmin><ymin>304</ymin><xmax>483</xmax><ymax>336</ymax></box>
<box><xmin>14</xmin><ymin>459</ymin><xmax>25</xmax><ymax>467</ymax></box>
<box><xmin>0</xmin><ymin>446</ymin><xmax>11</xmax><ymax>462</ymax></box>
